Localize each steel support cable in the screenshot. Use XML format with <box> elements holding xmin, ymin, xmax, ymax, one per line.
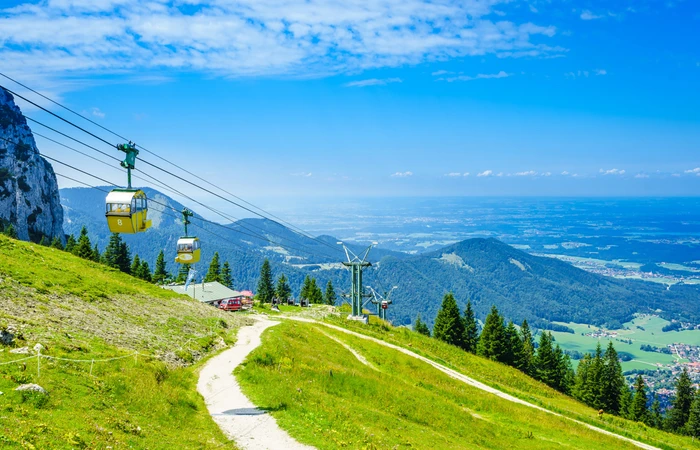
<box><xmin>53</xmin><ymin>172</ymin><xmax>249</xmax><ymax>252</ymax></box>
<box><xmin>25</xmin><ymin>116</ymin><xmax>120</xmax><ymax>163</ymax></box>
<box><xmin>29</xmin><ymin>132</ymin><xmax>181</xmax><ymax>197</ymax></box>
<box><xmin>41</xmin><ymin>153</ymin><xmax>293</xmax><ymax>246</ymax></box>
<box><xmin>2</xmin><ymin>86</ymin><xmax>116</xmax><ymax>148</ymax></box>
<box><xmin>1</xmin><ymin>132</ymin><xmax>325</xmax><ymax>256</ymax></box>
<box><xmin>0</xmin><ymin>75</ymin><xmax>345</xmax><ymax>256</ymax></box>
<box><xmin>9</xmin><ymin>115</ymin><xmax>333</xmax><ymax>258</ymax></box>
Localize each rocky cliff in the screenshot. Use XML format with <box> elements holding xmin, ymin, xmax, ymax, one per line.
<box><xmin>0</xmin><ymin>88</ymin><xmax>64</xmax><ymax>243</ymax></box>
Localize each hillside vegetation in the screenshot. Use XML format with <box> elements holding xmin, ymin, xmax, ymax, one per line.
<box><xmin>237</xmin><ymin>318</ymin><xmax>699</xmax><ymax>450</ymax></box>
<box><xmin>0</xmin><ymin>234</ymin><xmax>245</xmax><ymax>448</ymax></box>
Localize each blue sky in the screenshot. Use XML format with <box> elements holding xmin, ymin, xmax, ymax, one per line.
<box><xmin>0</xmin><ymin>0</ymin><xmax>699</xmax><ymax>206</ymax></box>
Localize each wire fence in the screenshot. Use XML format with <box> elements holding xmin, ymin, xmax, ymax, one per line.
<box><xmin>0</xmin><ymin>350</ymin><xmax>148</xmax><ymax>378</ymax></box>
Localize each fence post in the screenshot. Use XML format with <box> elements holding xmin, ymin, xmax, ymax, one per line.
<box><xmin>90</xmin><ymin>359</ymin><xmax>94</xmax><ymax>377</ymax></box>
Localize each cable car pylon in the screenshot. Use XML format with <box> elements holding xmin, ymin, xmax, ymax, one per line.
<box><xmin>105</xmin><ymin>141</ymin><xmax>152</xmax><ymax>234</ymax></box>
<box><xmin>338</xmin><ymin>242</ymin><xmax>374</xmax><ymax>323</ymax></box>
<box><xmin>367</xmin><ymin>285</ymin><xmax>397</xmax><ymax>322</ymax></box>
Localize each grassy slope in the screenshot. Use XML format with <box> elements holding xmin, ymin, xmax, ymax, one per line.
<box><xmin>236</xmin><ymin>320</ymin><xmax>642</xmax><ymax>449</ymax></box>
<box><xmin>238</xmin><ymin>317</ymin><xmax>699</xmax><ymax>450</ymax></box>
<box><xmin>324</xmin><ymin>317</ymin><xmax>700</xmax><ymax>449</ymax></box>
<box><xmin>0</xmin><ymin>235</ymin><xmax>245</xmax><ymax>449</ymax></box>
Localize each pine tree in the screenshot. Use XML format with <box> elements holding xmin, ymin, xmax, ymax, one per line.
<box><xmin>50</xmin><ymin>236</ymin><xmax>64</xmax><ymax>250</ymax></box>
<box><xmin>600</xmin><ymin>341</ymin><xmax>625</xmax><ymax>415</ymax></box>
<box><xmin>221</xmin><ymin>261</ymin><xmax>233</xmax><ymax>288</ymax></box>
<box><xmin>153</xmin><ymin>250</ymin><xmax>168</xmax><ymax>284</ymax></box>
<box><xmin>668</xmin><ymin>367</ymin><xmax>695</xmax><ymax>431</ymax></box>
<box><xmin>620</xmin><ymin>385</ymin><xmax>634</xmax><ymax>420</ymax></box>
<box><xmin>414</xmin><ymin>315</ymin><xmax>431</xmax><ymax>337</ymax></box>
<box><xmin>534</xmin><ymin>332</ymin><xmax>559</xmax><ymax>388</ymax></box>
<box><xmin>256</xmin><ymin>259</ymin><xmax>274</xmax><ymax>303</ymax></box>
<box><xmin>324</xmin><ymin>280</ymin><xmax>337</xmax><ymax>306</ymax></box>
<box><xmin>131</xmin><ymin>254</ymin><xmax>142</xmax><ymax>276</ymax></box>
<box><xmin>91</xmin><ymin>244</ymin><xmax>100</xmax><ymax>262</ymax></box>
<box><xmin>139</xmin><ymin>261</ymin><xmax>152</xmax><ymax>282</ymax></box>
<box><xmin>574</xmin><ymin>353</ymin><xmax>593</xmax><ymax>405</ymax></box>
<box><xmin>520</xmin><ymin>319</ymin><xmax>535</xmax><ymax>376</ymax></box>
<box><xmin>586</xmin><ymin>343</ymin><xmax>605</xmax><ymax>410</ymax></box>
<box><xmin>118</xmin><ymin>242</ymin><xmax>131</xmax><ymax>273</ymax></box>
<box><xmin>102</xmin><ymin>233</ymin><xmax>122</xmax><ymax>269</ymax></box>
<box><xmin>686</xmin><ymin>390</ymin><xmax>700</xmax><ymax>438</ymax></box>
<box><xmin>73</xmin><ymin>226</ymin><xmax>93</xmax><ymax>260</ymax></box>
<box><xmin>630</xmin><ymin>375</ymin><xmax>649</xmax><ymax>423</ymax></box>
<box><xmin>300</xmin><ymin>275</ymin><xmax>312</xmax><ymax>302</ymax></box>
<box><xmin>204</xmin><ymin>252</ymin><xmax>222</xmax><ymax>283</ymax></box>
<box><xmin>5</xmin><ymin>224</ymin><xmax>17</xmax><ymax>239</ymax></box>
<box><xmin>38</xmin><ymin>236</ymin><xmax>48</xmax><ymax>246</ymax></box>
<box><xmin>65</xmin><ymin>234</ymin><xmax>77</xmax><ymax>253</ymax></box>
<box><xmin>503</xmin><ymin>321</ymin><xmax>524</xmax><ymax>369</ymax></box>
<box><xmin>553</xmin><ymin>345</ymin><xmax>573</xmax><ymax>394</ymax></box>
<box><xmin>276</xmin><ymin>274</ymin><xmax>291</xmax><ymax>303</ymax></box>
<box><xmin>433</xmin><ymin>293</ymin><xmax>465</xmax><ymax>348</ymax></box>
<box><xmin>462</xmin><ymin>300</ymin><xmax>479</xmax><ymax>354</ymax></box>
<box><xmin>477</xmin><ymin>305</ymin><xmax>506</xmax><ymax>362</ymax></box>
<box><xmin>309</xmin><ymin>278</ymin><xmax>324</xmax><ymax>304</ymax></box>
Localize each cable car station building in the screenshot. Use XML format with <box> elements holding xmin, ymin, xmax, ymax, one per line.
<box><xmin>164</xmin><ymin>281</ymin><xmax>249</xmax><ymax>308</ymax></box>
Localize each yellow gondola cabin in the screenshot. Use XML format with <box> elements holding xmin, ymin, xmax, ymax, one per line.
<box><xmin>175</xmin><ymin>237</ymin><xmax>201</xmax><ymax>264</ymax></box>
<box><xmin>105</xmin><ymin>189</ymin><xmax>152</xmax><ymax>234</ymax></box>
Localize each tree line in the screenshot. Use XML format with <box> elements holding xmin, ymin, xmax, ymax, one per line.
<box><xmin>255</xmin><ymin>258</ymin><xmax>337</xmax><ymax>305</ymax></box>
<box><xmin>418</xmin><ymin>292</ymin><xmax>700</xmax><ymax>437</ymax></box>
<box><xmin>28</xmin><ymin>226</ymin><xmax>235</xmax><ymax>289</ymax></box>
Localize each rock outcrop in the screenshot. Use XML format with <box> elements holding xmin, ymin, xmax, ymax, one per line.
<box><xmin>0</xmin><ymin>88</ymin><xmax>64</xmax><ymax>243</ymax></box>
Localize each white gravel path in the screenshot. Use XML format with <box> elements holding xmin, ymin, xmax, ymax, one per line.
<box><xmin>197</xmin><ymin>318</ymin><xmax>315</xmax><ymax>450</ymax></box>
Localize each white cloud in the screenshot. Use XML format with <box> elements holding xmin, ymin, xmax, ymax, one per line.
<box><xmin>634</xmin><ymin>173</ymin><xmax>649</xmax><ymax>179</ymax></box>
<box><xmin>496</xmin><ymin>172</ymin><xmax>504</xmax><ymax>177</ymax></box>
<box><xmin>391</xmin><ymin>171</ymin><xmax>413</xmax><ymax>178</ymax></box>
<box><xmin>595</xmin><ymin>69</ymin><xmax>607</xmax><ymax>76</ymax></box>
<box><xmin>0</xmin><ymin>0</ymin><xmax>563</xmax><ymax>86</ymax></box>
<box><xmin>463</xmin><ymin>172</ymin><xmax>470</xmax><ymax>177</ymax></box>
<box><xmin>561</xmin><ymin>171</ymin><xmax>570</xmax><ymax>175</ymax></box>
<box><xmin>445</xmin><ymin>172</ymin><xmax>462</xmax><ymax>177</ymax></box>
<box><xmin>291</xmin><ymin>172</ymin><xmax>312</xmax><ymax>177</ymax></box>
<box><xmin>542</xmin><ymin>171</ymin><xmax>551</xmax><ymax>176</ymax></box>
<box><xmin>513</xmin><ymin>170</ymin><xmax>537</xmax><ymax>176</ymax></box>
<box><xmin>580</xmin><ymin>10</ymin><xmax>603</xmax><ymax>20</ymax></box>
<box><xmin>345</xmin><ymin>77</ymin><xmax>402</xmax><ymax>88</ymax></box>
<box><xmin>477</xmin><ymin>170</ymin><xmax>493</xmax><ymax>177</ymax></box>
<box><xmin>90</xmin><ymin>107</ymin><xmax>105</xmax><ymax>118</ymax></box>
<box><xmin>599</xmin><ymin>168</ymin><xmax>625</xmax><ymax>175</ymax></box>
<box><xmin>685</xmin><ymin>168</ymin><xmax>700</xmax><ymax>175</ymax></box>
<box><xmin>431</xmin><ymin>70</ymin><xmax>452</xmax><ymax>76</ymax></box>
<box><xmin>672</xmin><ymin>173</ymin><xmax>681</xmax><ymax>177</ymax></box>
<box><xmin>443</xmin><ymin>70</ymin><xmax>510</xmax><ymax>82</ymax></box>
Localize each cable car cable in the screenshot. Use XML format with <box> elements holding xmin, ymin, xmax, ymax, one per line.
<box><xmin>11</xmin><ymin>114</ymin><xmax>333</xmax><ymax>258</ymax></box>
<box><xmin>0</xmin><ymin>75</ymin><xmax>345</xmax><ymax>256</ymax></box>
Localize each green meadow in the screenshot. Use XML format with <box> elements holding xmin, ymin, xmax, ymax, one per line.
<box><xmin>237</xmin><ymin>318</ymin><xmax>699</xmax><ymax>449</ymax></box>
<box><xmin>550</xmin><ymin>315</ymin><xmax>700</xmax><ymax>371</ymax></box>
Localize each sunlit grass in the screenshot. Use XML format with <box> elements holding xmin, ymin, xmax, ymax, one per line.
<box><xmin>237</xmin><ymin>320</ymin><xmax>685</xmax><ymax>449</ymax></box>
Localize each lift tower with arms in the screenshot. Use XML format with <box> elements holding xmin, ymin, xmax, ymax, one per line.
<box><xmin>339</xmin><ymin>242</ymin><xmax>374</xmax><ymax>321</ymax></box>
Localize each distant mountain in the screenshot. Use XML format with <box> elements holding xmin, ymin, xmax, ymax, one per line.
<box><xmin>376</xmin><ymin>238</ymin><xmax>700</xmax><ymax>328</ymax></box>
<box><xmin>61</xmin><ymin>187</ymin><xmax>700</xmax><ymax>329</ymax></box>
<box><xmin>60</xmin><ymin>186</ymin><xmax>404</xmax><ymax>293</ymax></box>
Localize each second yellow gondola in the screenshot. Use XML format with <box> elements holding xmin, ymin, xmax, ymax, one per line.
<box><xmin>176</xmin><ymin>236</ymin><xmax>201</xmax><ymax>264</ymax></box>
<box><xmin>175</xmin><ymin>208</ymin><xmax>201</xmax><ymax>264</ymax></box>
